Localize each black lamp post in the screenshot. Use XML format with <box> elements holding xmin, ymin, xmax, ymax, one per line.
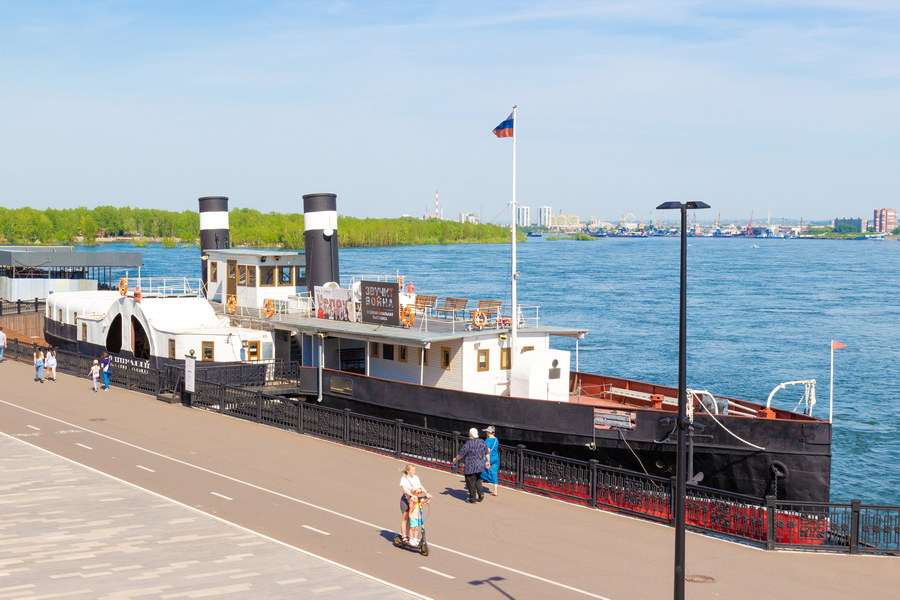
<box><xmin>656</xmin><ymin>200</ymin><xmax>710</xmax><ymax>600</ymax></box>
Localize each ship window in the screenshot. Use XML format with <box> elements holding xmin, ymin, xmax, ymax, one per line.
<box><xmin>477</xmin><ymin>349</ymin><xmax>490</xmax><ymax>372</ymax></box>
<box><xmin>441</xmin><ymin>347</ymin><xmax>451</xmax><ymax>370</ymax></box>
<box><xmin>247</xmin><ymin>265</ymin><xmax>257</xmax><ymax>287</ymax></box>
<box><xmin>278</xmin><ymin>266</ymin><xmax>292</xmax><ymax>286</ymax></box>
<box><xmin>294</xmin><ymin>266</ymin><xmax>304</xmax><ymax>284</ymax></box>
<box><xmin>383</xmin><ymin>344</ymin><xmax>394</xmax><ymax>360</ymax></box>
<box><xmin>500</xmin><ymin>347</ymin><xmax>511</xmax><ymax>370</ymax></box>
<box><xmin>73</xmin><ymin>312</ymin><xmax>78</xmax><ymax>323</ymax></box>
<box><xmin>81</xmin><ymin>323</ymin><xmax>87</xmax><ymax>341</ymax></box>
<box><xmin>247</xmin><ymin>340</ymin><xmax>260</xmax><ymax>360</ymax></box>
<box><xmin>398</xmin><ymin>346</ymin><xmax>407</xmax><ymax>362</ymax></box>
<box><xmin>58</xmin><ymin>309</ymin><xmax>63</xmax><ymax>321</ymax></box>
<box><xmin>228</xmin><ymin>262</ymin><xmax>236</xmax><ymax>281</ymax></box>
<box><xmin>238</xmin><ymin>265</ymin><xmax>247</xmax><ymax>286</ymax></box>
<box><xmin>168</xmin><ymin>339</ymin><xmax>176</xmax><ymax>359</ymax></box>
<box><xmin>201</xmin><ymin>341</ymin><xmax>214</xmax><ymax>361</ymax></box>
<box><xmin>262</xmin><ymin>342</ymin><xmax>273</xmax><ymax>359</ymax></box>
<box><xmin>371</xmin><ymin>342</ymin><xmax>379</xmax><ymax>358</ymax></box>
<box><xmin>210</xmin><ymin>261</ymin><xmax>218</xmax><ymax>282</ymax></box>
<box><xmin>260</xmin><ymin>266</ymin><xmax>275</xmax><ymax>286</ymax></box>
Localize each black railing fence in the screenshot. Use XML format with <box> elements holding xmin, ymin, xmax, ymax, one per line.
<box><xmin>0</xmin><ymin>298</ymin><xmax>44</xmax><ymax>316</ymax></box>
<box><xmin>4</xmin><ymin>336</ymin><xmax>898</xmax><ymax>555</ymax></box>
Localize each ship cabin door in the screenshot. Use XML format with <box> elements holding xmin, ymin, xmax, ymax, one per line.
<box><xmin>226</xmin><ymin>260</ymin><xmax>237</xmax><ymax>302</ymax></box>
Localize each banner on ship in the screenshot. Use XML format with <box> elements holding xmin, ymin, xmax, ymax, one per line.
<box><xmin>360</xmin><ymin>280</ymin><xmax>400</xmax><ymax>326</ymax></box>
<box><xmin>314</xmin><ymin>285</ymin><xmax>356</xmax><ymax>322</ymax></box>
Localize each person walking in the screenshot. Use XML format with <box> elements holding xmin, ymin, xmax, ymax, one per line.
<box><xmin>45</xmin><ymin>349</ymin><xmax>58</xmax><ymax>382</ymax></box>
<box><xmin>0</xmin><ymin>326</ymin><xmax>6</xmax><ymax>362</ymax></box>
<box><xmin>33</xmin><ymin>349</ymin><xmax>45</xmax><ymax>383</ymax></box>
<box><xmin>481</xmin><ymin>426</ymin><xmax>500</xmax><ymax>496</ymax></box>
<box><xmin>89</xmin><ymin>360</ymin><xmax>101</xmax><ymax>392</ymax></box>
<box><xmin>453</xmin><ymin>428</ymin><xmax>490</xmax><ymax>503</ymax></box>
<box><xmin>100</xmin><ymin>352</ymin><xmax>112</xmax><ymax>390</ymax></box>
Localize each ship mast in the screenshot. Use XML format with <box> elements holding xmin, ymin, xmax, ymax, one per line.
<box><xmin>510</xmin><ymin>105</ymin><xmax>518</xmax><ymax>369</ymax></box>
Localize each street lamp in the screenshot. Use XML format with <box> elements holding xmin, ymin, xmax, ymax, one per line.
<box><xmin>656</xmin><ymin>200</ymin><xmax>710</xmax><ymax>600</ymax></box>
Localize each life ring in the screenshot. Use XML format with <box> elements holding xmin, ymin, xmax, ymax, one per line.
<box><xmin>400</xmin><ymin>306</ymin><xmax>415</xmax><ymax>327</ymax></box>
<box><xmin>263</xmin><ymin>298</ymin><xmax>275</xmax><ymax>318</ymax></box>
<box><xmin>472</xmin><ymin>310</ymin><xmax>487</xmax><ymax>329</ymax></box>
<box><xmin>118</xmin><ymin>279</ymin><xmax>128</xmax><ymax>296</ymax></box>
<box><xmin>226</xmin><ymin>295</ymin><xmax>237</xmax><ymax>314</ymax></box>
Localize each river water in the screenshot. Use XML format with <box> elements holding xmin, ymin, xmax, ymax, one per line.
<box><xmin>81</xmin><ymin>238</ymin><xmax>900</xmax><ymax>505</ymax></box>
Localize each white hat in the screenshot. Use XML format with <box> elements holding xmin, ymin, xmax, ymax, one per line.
<box><xmin>469</xmin><ymin>427</ymin><xmax>479</xmax><ymax>438</ymax></box>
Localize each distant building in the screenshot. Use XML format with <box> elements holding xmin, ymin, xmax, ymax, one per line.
<box><xmin>538</xmin><ymin>205</ymin><xmax>552</xmax><ymax>228</ymax></box>
<box><xmin>873</xmin><ymin>209</ymin><xmax>897</xmax><ymax>233</ymax></box>
<box><xmin>551</xmin><ymin>214</ymin><xmax>581</xmax><ymax>229</ymax></box>
<box><xmin>515</xmin><ymin>205</ymin><xmax>531</xmax><ymax>227</ymax></box>
<box><xmin>459</xmin><ymin>212</ymin><xmax>480</xmax><ymax>224</ymax></box>
<box><xmin>832</xmin><ymin>217</ymin><xmax>867</xmax><ymax>233</ymax></box>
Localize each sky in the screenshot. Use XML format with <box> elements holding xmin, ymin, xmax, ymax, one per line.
<box><xmin>1</xmin><ymin>1</ymin><xmax>899</xmax><ymax>224</ymax></box>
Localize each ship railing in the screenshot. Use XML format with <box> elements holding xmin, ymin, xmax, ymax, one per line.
<box><xmin>120</xmin><ymin>277</ymin><xmax>203</xmax><ymax>297</ymax></box>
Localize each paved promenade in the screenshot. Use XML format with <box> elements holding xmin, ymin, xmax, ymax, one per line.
<box><xmin>0</xmin><ymin>358</ymin><xmax>897</xmax><ymax>599</ymax></box>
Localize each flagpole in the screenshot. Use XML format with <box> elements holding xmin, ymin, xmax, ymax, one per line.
<box><xmin>829</xmin><ymin>341</ymin><xmax>834</xmax><ymax>423</ymax></box>
<box><xmin>510</xmin><ymin>105</ymin><xmax>518</xmax><ymax>370</ymax></box>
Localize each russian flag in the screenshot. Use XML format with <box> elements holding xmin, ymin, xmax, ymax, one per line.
<box><xmin>492</xmin><ymin>111</ymin><xmax>514</xmax><ymax>138</ymax></box>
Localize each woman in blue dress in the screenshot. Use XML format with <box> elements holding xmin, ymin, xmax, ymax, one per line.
<box><xmin>481</xmin><ymin>426</ymin><xmax>500</xmax><ymax>496</ymax></box>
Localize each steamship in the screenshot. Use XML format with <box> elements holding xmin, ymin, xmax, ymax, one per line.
<box><xmin>44</xmin><ymin>194</ymin><xmax>832</xmax><ymax>503</ymax></box>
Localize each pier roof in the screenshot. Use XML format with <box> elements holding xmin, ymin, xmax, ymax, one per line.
<box><xmin>0</xmin><ymin>246</ymin><xmax>142</xmax><ymax>268</ymax></box>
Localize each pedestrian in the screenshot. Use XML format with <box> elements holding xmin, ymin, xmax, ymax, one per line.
<box><xmin>89</xmin><ymin>360</ymin><xmax>101</xmax><ymax>392</ymax></box>
<box><xmin>481</xmin><ymin>425</ymin><xmax>500</xmax><ymax>496</ymax></box>
<box><xmin>0</xmin><ymin>326</ymin><xmax>6</xmax><ymax>362</ymax></box>
<box><xmin>34</xmin><ymin>349</ymin><xmax>45</xmax><ymax>383</ymax></box>
<box><xmin>399</xmin><ymin>464</ymin><xmax>431</xmax><ymax>545</ymax></box>
<box><xmin>452</xmin><ymin>428</ymin><xmax>490</xmax><ymax>503</ymax></box>
<box><xmin>45</xmin><ymin>348</ymin><xmax>58</xmax><ymax>382</ymax></box>
<box><xmin>100</xmin><ymin>352</ymin><xmax>112</xmax><ymax>391</ymax></box>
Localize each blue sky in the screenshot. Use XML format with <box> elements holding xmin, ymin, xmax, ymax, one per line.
<box><xmin>1</xmin><ymin>1</ymin><xmax>898</xmax><ymax>223</ymax></box>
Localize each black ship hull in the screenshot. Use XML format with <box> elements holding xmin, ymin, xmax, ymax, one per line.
<box><xmin>300</xmin><ymin>367</ymin><xmax>831</xmax><ymax>503</ymax></box>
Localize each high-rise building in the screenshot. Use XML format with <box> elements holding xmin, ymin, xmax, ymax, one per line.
<box><xmin>516</xmin><ymin>205</ymin><xmax>531</xmax><ymax>227</ymax></box>
<box><xmin>538</xmin><ymin>205</ymin><xmax>552</xmax><ymax>228</ymax></box>
<box><xmin>873</xmin><ymin>209</ymin><xmax>897</xmax><ymax>233</ymax></box>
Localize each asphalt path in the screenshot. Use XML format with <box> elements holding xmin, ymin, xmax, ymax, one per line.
<box><xmin>1</xmin><ymin>359</ymin><xmax>897</xmax><ymax>599</ymax></box>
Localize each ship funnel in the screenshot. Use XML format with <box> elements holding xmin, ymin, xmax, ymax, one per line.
<box><xmin>199</xmin><ymin>196</ymin><xmax>230</xmax><ymax>296</ymax></box>
<box><xmin>303</xmin><ymin>193</ymin><xmax>340</xmax><ymax>295</ymax></box>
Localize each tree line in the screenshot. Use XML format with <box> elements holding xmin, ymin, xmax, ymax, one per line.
<box><xmin>0</xmin><ymin>206</ymin><xmax>515</xmax><ymax>247</ymax></box>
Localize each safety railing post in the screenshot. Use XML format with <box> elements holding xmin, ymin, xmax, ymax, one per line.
<box><xmin>256</xmin><ymin>390</ymin><xmax>263</xmax><ymax>423</ymax></box>
<box><xmin>343</xmin><ymin>408</ymin><xmax>352</xmax><ymax>445</ymax></box>
<box><xmin>849</xmin><ymin>499</ymin><xmax>861</xmax><ymax>554</ymax></box>
<box><xmin>516</xmin><ymin>444</ymin><xmax>525</xmax><ymax>491</ymax></box>
<box><xmin>297</xmin><ymin>400</ymin><xmax>305</xmax><ymax>433</ymax></box>
<box><xmin>218</xmin><ymin>383</ymin><xmax>226</xmax><ymax>414</ymax></box>
<box><xmin>394</xmin><ymin>419</ymin><xmax>403</xmax><ymax>459</ymax></box>
<box><xmin>589</xmin><ymin>459</ymin><xmax>598</xmax><ymax>509</ymax></box>
<box><xmin>451</xmin><ymin>431</ymin><xmax>461</xmax><ymax>474</ymax></box>
<box><xmin>765</xmin><ymin>495</ymin><xmax>776</xmax><ymax>550</ymax></box>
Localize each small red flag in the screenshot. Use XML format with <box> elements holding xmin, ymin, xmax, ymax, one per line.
<box><xmin>831</xmin><ymin>341</ymin><xmax>847</xmax><ymax>350</ymax></box>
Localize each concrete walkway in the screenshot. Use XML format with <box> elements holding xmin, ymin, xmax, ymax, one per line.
<box><xmin>0</xmin><ymin>358</ymin><xmax>897</xmax><ymax>599</ymax></box>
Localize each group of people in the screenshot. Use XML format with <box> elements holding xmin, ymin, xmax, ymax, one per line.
<box><xmin>88</xmin><ymin>352</ymin><xmax>113</xmax><ymax>392</ymax></box>
<box><xmin>32</xmin><ymin>348</ymin><xmax>57</xmax><ymax>383</ymax></box>
<box><xmin>452</xmin><ymin>426</ymin><xmax>500</xmax><ymax>503</ymax></box>
<box><xmin>397</xmin><ymin>425</ymin><xmax>501</xmax><ymax>544</ymax></box>
<box><xmin>29</xmin><ymin>346</ymin><xmax>112</xmax><ymax>391</ymax></box>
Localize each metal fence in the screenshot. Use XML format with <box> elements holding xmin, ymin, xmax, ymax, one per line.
<box><xmin>4</xmin><ymin>336</ymin><xmax>898</xmax><ymax>556</ymax></box>
<box><xmin>0</xmin><ymin>298</ymin><xmax>44</xmax><ymax>316</ymax></box>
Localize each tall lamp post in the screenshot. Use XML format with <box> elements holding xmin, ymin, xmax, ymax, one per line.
<box><xmin>656</xmin><ymin>200</ymin><xmax>710</xmax><ymax>600</ymax></box>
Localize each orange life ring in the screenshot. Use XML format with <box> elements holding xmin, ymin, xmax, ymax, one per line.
<box><xmin>118</xmin><ymin>278</ymin><xmax>128</xmax><ymax>296</ymax></box>
<box><xmin>472</xmin><ymin>310</ymin><xmax>487</xmax><ymax>329</ymax></box>
<box><xmin>226</xmin><ymin>295</ymin><xmax>237</xmax><ymax>314</ymax></box>
<box><xmin>263</xmin><ymin>298</ymin><xmax>275</xmax><ymax>318</ymax></box>
<box><xmin>400</xmin><ymin>306</ymin><xmax>415</xmax><ymax>327</ymax></box>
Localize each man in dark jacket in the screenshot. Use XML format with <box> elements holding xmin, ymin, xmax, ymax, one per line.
<box><xmin>453</xmin><ymin>428</ymin><xmax>490</xmax><ymax>503</ymax></box>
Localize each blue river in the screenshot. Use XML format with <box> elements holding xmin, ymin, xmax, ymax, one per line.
<box><xmin>81</xmin><ymin>238</ymin><xmax>900</xmax><ymax>505</ymax></box>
